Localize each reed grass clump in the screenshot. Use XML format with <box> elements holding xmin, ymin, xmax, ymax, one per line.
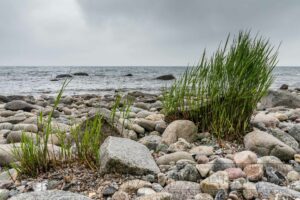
<box><xmin>163</xmin><ymin>31</ymin><xmax>278</xmax><ymax>139</ymax></box>
<box><xmin>12</xmin><ymin>79</ymin><xmax>104</xmax><ymax>177</ymax></box>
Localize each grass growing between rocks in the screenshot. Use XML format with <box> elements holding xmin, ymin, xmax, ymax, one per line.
<box><xmin>163</xmin><ymin>31</ymin><xmax>278</xmax><ymax>140</ymax></box>
<box><xmin>12</xmin><ymin>80</ymin><xmax>103</xmax><ymax>177</ymax></box>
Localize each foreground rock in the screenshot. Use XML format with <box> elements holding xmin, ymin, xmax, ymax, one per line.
<box><xmin>100</xmin><ymin>136</ymin><xmax>160</xmax><ymax>175</ymax></box>
<box><xmin>161</xmin><ymin>120</ymin><xmax>197</xmax><ymax>145</ymax></box>
<box><xmin>244</xmin><ymin>130</ymin><xmax>296</xmax><ymax>161</ymax></box>
<box><xmin>9</xmin><ymin>190</ymin><xmax>91</xmax><ymax>200</ymax></box>
<box><xmin>4</xmin><ymin>100</ymin><xmax>35</xmax><ymax>111</ymax></box>
<box><xmin>256</xmin><ymin>182</ymin><xmax>300</xmax><ymax>199</ymax></box>
<box><xmin>164</xmin><ymin>181</ymin><xmax>200</xmax><ymax>200</ymax></box>
<box><xmin>259</xmin><ymin>89</ymin><xmax>300</xmax><ymax>109</ymax></box>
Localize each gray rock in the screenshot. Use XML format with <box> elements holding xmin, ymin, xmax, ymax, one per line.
<box><xmin>288</xmin><ymin>124</ymin><xmax>300</xmax><ymax>143</ymax></box>
<box><xmin>161</xmin><ymin>120</ymin><xmax>197</xmax><ymax>145</ymax></box>
<box><xmin>256</xmin><ymin>182</ymin><xmax>300</xmax><ymax>199</ymax></box>
<box><xmin>289</xmin><ymin>180</ymin><xmax>300</xmax><ymax>192</ymax></box>
<box><xmin>7</xmin><ymin>131</ymin><xmax>38</xmax><ymax>143</ymax></box>
<box><xmin>260</xmin><ymin>89</ymin><xmax>300</xmax><ymax>109</ymax></box>
<box><xmin>100</xmin><ymin>136</ymin><xmax>160</xmax><ymax>175</ymax></box>
<box><xmin>258</xmin><ymin>156</ymin><xmax>293</xmax><ymax>175</ymax></box>
<box><xmin>156</xmin><ymin>152</ymin><xmax>194</xmax><ymax>165</ymax></box>
<box><xmin>164</xmin><ymin>181</ymin><xmax>200</xmax><ymax>200</ymax></box>
<box><xmin>244</xmin><ymin>130</ymin><xmax>296</xmax><ymax>161</ymax></box>
<box><xmin>178</xmin><ymin>164</ymin><xmax>200</xmax><ymax>182</ymax></box>
<box><xmin>268</xmin><ymin>128</ymin><xmax>299</xmax><ymax>150</ymax></box>
<box><xmin>4</xmin><ymin>100</ymin><xmax>35</xmax><ymax>111</ymax></box>
<box><xmin>212</xmin><ymin>158</ymin><xmax>235</xmax><ymax>172</ymax></box>
<box><xmin>9</xmin><ymin>190</ymin><xmax>91</xmax><ymax>200</ymax></box>
<box><xmin>13</xmin><ymin>124</ymin><xmax>38</xmax><ymax>133</ymax></box>
<box><xmin>200</xmin><ymin>171</ymin><xmax>229</xmax><ymax>196</ymax></box>
<box><xmin>139</xmin><ymin>135</ymin><xmax>162</xmax><ymax>151</ymax></box>
<box><xmin>0</xmin><ymin>123</ymin><xmax>13</xmax><ymax>130</ymax></box>
<box><xmin>0</xmin><ymin>115</ymin><xmax>26</xmax><ymax>124</ymax></box>
<box><xmin>0</xmin><ymin>143</ymin><xmax>20</xmax><ymax>166</ymax></box>
<box><xmin>0</xmin><ymin>189</ymin><xmax>9</xmax><ymax>200</ymax></box>
<box><xmin>135</xmin><ymin>119</ymin><xmax>156</xmax><ymax>131</ymax></box>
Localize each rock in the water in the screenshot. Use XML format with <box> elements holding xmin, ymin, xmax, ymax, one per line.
<box><xmin>4</xmin><ymin>100</ymin><xmax>35</xmax><ymax>111</ymax></box>
<box><xmin>156</xmin><ymin>152</ymin><xmax>194</xmax><ymax>165</ymax></box>
<box><xmin>161</xmin><ymin>120</ymin><xmax>197</xmax><ymax>145</ymax></box>
<box><xmin>56</xmin><ymin>74</ymin><xmax>73</xmax><ymax>78</ymax></box>
<box><xmin>9</xmin><ymin>190</ymin><xmax>91</xmax><ymax>200</ymax></box>
<box><xmin>164</xmin><ymin>181</ymin><xmax>200</xmax><ymax>200</ymax></box>
<box><xmin>233</xmin><ymin>150</ymin><xmax>257</xmax><ymax>169</ymax></box>
<box><xmin>259</xmin><ymin>89</ymin><xmax>300</xmax><ymax>109</ymax></box>
<box><xmin>100</xmin><ymin>136</ymin><xmax>160</xmax><ymax>175</ymax></box>
<box><xmin>156</xmin><ymin>74</ymin><xmax>175</xmax><ymax>80</ymax></box>
<box><xmin>73</xmin><ymin>72</ymin><xmax>89</xmax><ymax>76</ymax></box>
<box><xmin>244</xmin><ymin>130</ymin><xmax>296</xmax><ymax>161</ymax></box>
<box><xmin>280</xmin><ymin>84</ymin><xmax>289</xmax><ymax>90</ymax></box>
<box><xmin>200</xmin><ymin>171</ymin><xmax>229</xmax><ymax>196</ymax></box>
<box><xmin>256</xmin><ymin>182</ymin><xmax>300</xmax><ymax>199</ymax></box>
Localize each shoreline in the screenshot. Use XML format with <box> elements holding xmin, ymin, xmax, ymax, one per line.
<box><xmin>0</xmin><ymin>88</ymin><xmax>300</xmax><ymax>199</ymax></box>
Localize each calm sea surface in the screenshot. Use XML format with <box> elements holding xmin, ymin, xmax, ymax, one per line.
<box><xmin>0</xmin><ymin>66</ymin><xmax>299</xmax><ymax>96</ymax></box>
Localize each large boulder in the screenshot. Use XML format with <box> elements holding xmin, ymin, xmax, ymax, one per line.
<box><xmin>259</xmin><ymin>89</ymin><xmax>300</xmax><ymax>109</ymax></box>
<box><xmin>164</xmin><ymin>181</ymin><xmax>200</xmax><ymax>200</ymax></box>
<box><xmin>161</xmin><ymin>120</ymin><xmax>197</xmax><ymax>145</ymax></box>
<box><xmin>256</xmin><ymin>182</ymin><xmax>300</xmax><ymax>199</ymax></box>
<box><xmin>9</xmin><ymin>190</ymin><xmax>91</xmax><ymax>200</ymax></box>
<box><xmin>100</xmin><ymin>136</ymin><xmax>160</xmax><ymax>175</ymax></box>
<box><xmin>4</xmin><ymin>100</ymin><xmax>35</xmax><ymax>111</ymax></box>
<box><xmin>244</xmin><ymin>130</ymin><xmax>296</xmax><ymax>161</ymax></box>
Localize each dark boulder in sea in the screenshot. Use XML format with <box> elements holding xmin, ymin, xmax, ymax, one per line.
<box><xmin>56</xmin><ymin>74</ymin><xmax>73</xmax><ymax>78</ymax></box>
<box><xmin>280</xmin><ymin>84</ymin><xmax>289</xmax><ymax>90</ymax></box>
<box><xmin>50</xmin><ymin>78</ymin><xmax>59</xmax><ymax>81</ymax></box>
<box><xmin>73</xmin><ymin>72</ymin><xmax>89</xmax><ymax>76</ymax></box>
<box><xmin>156</xmin><ymin>74</ymin><xmax>175</xmax><ymax>80</ymax></box>
<box><xmin>0</xmin><ymin>95</ymin><xmax>9</xmax><ymax>103</ymax></box>
<box><xmin>125</xmin><ymin>73</ymin><xmax>133</xmax><ymax>76</ymax></box>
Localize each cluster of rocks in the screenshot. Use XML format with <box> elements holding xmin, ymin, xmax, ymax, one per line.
<box><xmin>0</xmin><ymin>88</ymin><xmax>300</xmax><ymax>199</ymax></box>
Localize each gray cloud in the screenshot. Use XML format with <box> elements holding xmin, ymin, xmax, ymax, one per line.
<box><xmin>0</xmin><ymin>0</ymin><xmax>299</xmax><ymax>66</ymax></box>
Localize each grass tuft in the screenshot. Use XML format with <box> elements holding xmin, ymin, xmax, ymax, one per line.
<box><xmin>163</xmin><ymin>31</ymin><xmax>278</xmax><ymax>140</ymax></box>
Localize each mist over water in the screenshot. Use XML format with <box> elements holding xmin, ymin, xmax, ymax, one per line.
<box><xmin>0</xmin><ymin>66</ymin><xmax>299</xmax><ymax>96</ymax></box>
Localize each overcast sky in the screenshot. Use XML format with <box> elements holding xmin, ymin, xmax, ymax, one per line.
<box><xmin>0</xmin><ymin>0</ymin><xmax>299</xmax><ymax>66</ymax></box>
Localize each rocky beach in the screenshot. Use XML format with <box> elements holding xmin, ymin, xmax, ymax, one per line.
<box><xmin>0</xmin><ymin>86</ymin><xmax>299</xmax><ymax>200</ymax></box>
